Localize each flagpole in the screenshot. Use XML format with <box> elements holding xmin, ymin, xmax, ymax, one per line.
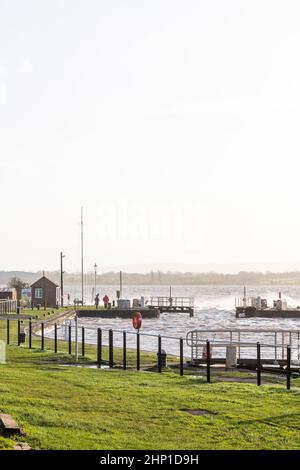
<box><xmin>81</xmin><ymin>207</ymin><xmax>84</xmax><ymax>305</ymax></box>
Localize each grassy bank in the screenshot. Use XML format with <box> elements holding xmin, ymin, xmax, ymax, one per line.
<box><xmin>0</xmin><ymin>338</ymin><xmax>300</xmax><ymax>449</ymax></box>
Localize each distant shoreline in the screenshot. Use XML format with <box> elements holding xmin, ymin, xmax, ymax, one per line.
<box><xmin>2</xmin><ymin>268</ymin><xmax>300</xmax><ymax>287</ymax></box>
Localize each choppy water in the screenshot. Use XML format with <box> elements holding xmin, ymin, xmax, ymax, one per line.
<box><xmin>53</xmin><ymin>285</ymin><xmax>300</xmax><ymax>361</ymax></box>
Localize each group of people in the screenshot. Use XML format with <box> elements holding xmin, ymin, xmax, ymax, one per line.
<box><xmin>94</xmin><ymin>293</ymin><xmax>110</xmax><ymax>309</ymax></box>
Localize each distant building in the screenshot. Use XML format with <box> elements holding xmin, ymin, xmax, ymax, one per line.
<box><xmin>0</xmin><ymin>288</ymin><xmax>17</xmax><ymax>301</ymax></box>
<box><xmin>30</xmin><ymin>276</ymin><xmax>60</xmax><ymax>308</ymax></box>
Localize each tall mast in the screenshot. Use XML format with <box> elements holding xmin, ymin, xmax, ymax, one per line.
<box><xmin>81</xmin><ymin>207</ymin><xmax>84</xmax><ymax>305</ymax></box>
<box><xmin>243</xmin><ymin>285</ymin><xmax>246</xmax><ymax>307</ymax></box>
<box><xmin>120</xmin><ymin>270</ymin><xmax>123</xmax><ymax>298</ymax></box>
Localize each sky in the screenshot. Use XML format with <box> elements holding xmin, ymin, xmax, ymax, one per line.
<box><xmin>1</xmin><ymin>1</ymin><xmax>300</xmax><ymax>273</ymax></box>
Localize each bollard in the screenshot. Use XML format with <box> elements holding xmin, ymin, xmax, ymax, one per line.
<box><xmin>54</xmin><ymin>324</ymin><xmax>57</xmax><ymax>353</ymax></box>
<box><xmin>82</xmin><ymin>327</ymin><xmax>85</xmax><ymax>357</ymax></box>
<box><xmin>158</xmin><ymin>335</ymin><xmax>162</xmax><ymax>373</ymax></box>
<box><xmin>29</xmin><ymin>320</ymin><xmax>32</xmax><ymax>349</ymax></box>
<box><xmin>68</xmin><ymin>324</ymin><xmax>72</xmax><ymax>355</ymax></box>
<box><xmin>97</xmin><ymin>328</ymin><xmax>102</xmax><ymax>368</ymax></box>
<box><xmin>6</xmin><ymin>319</ymin><xmax>9</xmax><ymax>345</ymax></box>
<box><xmin>109</xmin><ymin>329</ymin><xmax>113</xmax><ymax>368</ymax></box>
<box><xmin>41</xmin><ymin>323</ymin><xmax>44</xmax><ymax>350</ymax></box>
<box><xmin>257</xmin><ymin>342</ymin><xmax>261</xmax><ymax>386</ymax></box>
<box><xmin>123</xmin><ymin>331</ymin><xmax>127</xmax><ymax>370</ymax></box>
<box><xmin>17</xmin><ymin>320</ymin><xmax>21</xmax><ymax>346</ymax></box>
<box><xmin>206</xmin><ymin>340</ymin><xmax>211</xmax><ymax>383</ymax></box>
<box><xmin>180</xmin><ymin>337</ymin><xmax>184</xmax><ymax>376</ymax></box>
<box><xmin>287</xmin><ymin>345</ymin><xmax>291</xmax><ymax>390</ymax></box>
<box><xmin>137</xmin><ymin>331</ymin><xmax>140</xmax><ymax>371</ymax></box>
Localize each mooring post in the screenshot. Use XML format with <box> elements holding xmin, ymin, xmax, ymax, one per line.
<box><xmin>41</xmin><ymin>322</ymin><xmax>44</xmax><ymax>351</ymax></box>
<box><xmin>82</xmin><ymin>327</ymin><xmax>85</xmax><ymax>357</ymax></box>
<box><xmin>257</xmin><ymin>342</ymin><xmax>261</xmax><ymax>386</ymax></box>
<box><xmin>17</xmin><ymin>320</ymin><xmax>21</xmax><ymax>346</ymax></box>
<box><xmin>123</xmin><ymin>331</ymin><xmax>127</xmax><ymax>370</ymax></box>
<box><xmin>158</xmin><ymin>335</ymin><xmax>162</xmax><ymax>373</ymax></box>
<box><xmin>287</xmin><ymin>345</ymin><xmax>291</xmax><ymax>390</ymax></box>
<box><xmin>137</xmin><ymin>331</ymin><xmax>140</xmax><ymax>371</ymax></box>
<box><xmin>54</xmin><ymin>323</ymin><xmax>57</xmax><ymax>353</ymax></box>
<box><xmin>6</xmin><ymin>319</ymin><xmax>9</xmax><ymax>345</ymax></box>
<box><xmin>206</xmin><ymin>340</ymin><xmax>211</xmax><ymax>383</ymax></box>
<box><xmin>109</xmin><ymin>329</ymin><xmax>113</xmax><ymax>368</ymax></box>
<box><xmin>29</xmin><ymin>320</ymin><xmax>32</xmax><ymax>349</ymax></box>
<box><xmin>180</xmin><ymin>337</ymin><xmax>184</xmax><ymax>376</ymax></box>
<box><xmin>97</xmin><ymin>328</ymin><xmax>102</xmax><ymax>368</ymax></box>
<box><xmin>68</xmin><ymin>323</ymin><xmax>72</xmax><ymax>355</ymax></box>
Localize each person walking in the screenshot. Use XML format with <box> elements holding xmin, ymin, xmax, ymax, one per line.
<box><xmin>95</xmin><ymin>293</ymin><xmax>100</xmax><ymax>309</ymax></box>
<box><xmin>103</xmin><ymin>294</ymin><xmax>109</xmax><ymax>309</ymax></box>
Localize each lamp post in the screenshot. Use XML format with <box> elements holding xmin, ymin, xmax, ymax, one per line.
<box><xmin>60</xmin><ymin>252</ymin><xmax>66</xmax><ymax>307</ymax></box>
<box><xmin>94</xmin><ymin>263</ymin><xmax>98</xmax><ymax>296</ymax></box>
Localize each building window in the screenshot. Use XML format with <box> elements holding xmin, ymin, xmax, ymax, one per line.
<box><xmin>35</xmin><ymin>288</ymin><xmax>43</xmax><ymax>299</ymax></box>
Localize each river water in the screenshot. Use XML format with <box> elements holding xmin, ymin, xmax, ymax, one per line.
<box><xmin>53</xmin><ymin>285</ymin><xmax>300</xmax><ymax>361</ymax></box>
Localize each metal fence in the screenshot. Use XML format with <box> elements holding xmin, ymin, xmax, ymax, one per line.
<box><xmin>186</xmin><ymin>328</ymin><xmax>300</xmax><ymax>364</ymax></box>
<box><xmin>0</xmin><ymin>316</ymin><xmax>297</xmax><ymax>390</ymax></box>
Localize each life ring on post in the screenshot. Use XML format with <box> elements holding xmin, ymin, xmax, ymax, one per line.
<box><xmin>132</xmin><ymin>311</ymin><xmax>142</xmax><ymax>330</ymax></box>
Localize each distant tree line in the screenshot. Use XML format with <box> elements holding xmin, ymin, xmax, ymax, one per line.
<box><xmin>3</xmin><ymin>270</ymin><xmax>300</xmax><ymax>286</ymax></box>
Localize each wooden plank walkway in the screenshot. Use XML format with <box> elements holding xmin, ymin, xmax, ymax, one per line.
<box><xmin>0</xmin><ymin>413</ymin><xmax>24</xmax><ymax>435</ymax></box>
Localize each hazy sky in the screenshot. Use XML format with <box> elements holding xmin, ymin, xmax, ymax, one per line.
<box><xmin>1</xmin><ymin>1</ymin><xmax>300</xmax><ymax>273</ymax></box>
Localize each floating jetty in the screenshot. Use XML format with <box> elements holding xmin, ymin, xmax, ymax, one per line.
<box><xmin>148</xmin><ymin>297</ymin><xmax>194</xmax><ymax>317</ymax></box>
<box><xmin>77</xmin><ymin>308</ymin><xmax>160</xmax><ymax>319</ymax></box>
<box><xmin>235</xmin><ymin>290</ymin><xmax>300</xmax><ymax>318</ymax></box>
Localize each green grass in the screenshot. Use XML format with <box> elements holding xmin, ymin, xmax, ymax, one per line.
<box><xmin>1</xmin><ymin>313</ymin><xmax>300</xmax><ymax>449</ymax></box>
<box><xmin>0</xmin><ymin>350</ymin><xmax>300</xmax><ymax>450</ymax></box>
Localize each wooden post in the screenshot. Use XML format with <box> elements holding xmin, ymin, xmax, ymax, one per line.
<box><xmin>257</xmin><ymin>342</ymin><xmax>261</xmax><ymax>386</ymax></box>
<box><xmin>54</xmin><ymin>324</ymin><xmax>57</xmax><ymax>353</ymax></box>
<box><xmin>17</xmin><ymin>320</ymin><xmax>21</xmax><ymax>346</ymax></box>
<box><xmin>123</xmin><ymin>331</ymin><xmax>127</xmax><ymax>370</ymax></box>
<box><xmin>158</xmin><ymin>335</ymin><xmax>162</xmax><ymax>373</ymax></box>
<box><xmin>287</xmin><ymin>345</ymin><xmax>291</xmax><ymax>390</ymax></box>
<box><xmin>29</xmin><ymin>320</ymin><xmax>32</xmax><ymax>349</ymax></box>
<box><xmin>68</xmin><ymin>324</ymin><xmax>71</xmax><ymax>354</ymax></box>
<box><xmin>41</xmin><ymin>323</ymin><xmax>44</xmax><ymax>351</ymax></box>
<box><xmin>206</xmin><ymin>340</ymin><xmax>211</xmax><ymax>383</ymax></box>
<box><xmin>137</xmin><ymin>331</ymin><xmax>140</xmax><ymax>371</ymax></box>
<box><xmin>6</xmin><ymin>319</ymin><xmax>9</xmax><ymax>345</ymax></box>
<box><xmin>97</xmin><ymin>328</ymin><xmax>102</xmax><ymax>368</ymax></box>
<box><xmin>82</xmin><ymin>327</ymin><xmax>85</xmax><ymax>357</ymax></box>
<box><xmin>109</xmin><ymin>329</ymin><xmax>113</xmax><ymax>368</ymax></box>
<box><xmin>180</xmin><ymin>337</ymin><xmax>184</xmax><ymax>376</ymax></box>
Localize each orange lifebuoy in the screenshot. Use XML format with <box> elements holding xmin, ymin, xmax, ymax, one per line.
<box><xmin>132</xmin><ymin>311</ymin><xmax>142</xmax><ymax>330</ymax></box>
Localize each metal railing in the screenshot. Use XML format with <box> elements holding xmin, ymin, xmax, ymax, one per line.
<box><xmin>150</xmin><ymin>296</ymin><xmax>194</xmax><ymax>308</ymax></box>
<box><xmin>0</xmin><ymin>316</ymin><xmax>297</xmax><ymax>390</ymax></box>
<box><xmin>186</xmin><ymin>328</ymin><xmax>300</xmax><ymax>364</ymax></box>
